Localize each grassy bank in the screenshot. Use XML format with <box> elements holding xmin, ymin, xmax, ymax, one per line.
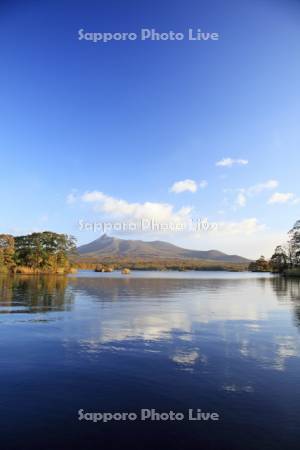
<box><xmin>0</xmin><ymin>266</ymin><xmax>77</xmax><ymax>275</ymax></box>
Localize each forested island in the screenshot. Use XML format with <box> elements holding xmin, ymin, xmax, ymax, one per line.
<box><xmin>0</xmin><ymin>232</ymin><xmax>77</xmax><ymax>274</ymax></box>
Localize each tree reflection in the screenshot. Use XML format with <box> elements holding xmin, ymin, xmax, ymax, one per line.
<box><xmin>271</xmin><ymin>276</ymin><xmax>300</xmax><ymax>328</ymax></box>
<box><xmin>0</xmin><ymin>275</ymin><xmax>74</xmax><ymax>314</ymax></box>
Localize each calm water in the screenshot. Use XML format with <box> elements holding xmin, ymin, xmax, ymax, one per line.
<box><xmin>1</xmin><ymin>271</ymin><xmax>300</xmax><ymax>449</ymax></box>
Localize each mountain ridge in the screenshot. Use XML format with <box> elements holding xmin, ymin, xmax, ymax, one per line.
<box><xmin>77</xmin><ymin>234</ymin><xmax>250</xmax><ymax>263</ymax></box>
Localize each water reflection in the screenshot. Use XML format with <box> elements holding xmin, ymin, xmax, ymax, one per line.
<box><xmin>66</xmin><ymin>275</ymin><xmax>300</xmax><ymax>375</ymax></box>
<box><xmin>271</xmin><ymin>277</ymin><xmax>300</xmax><ymax>328</ymax></box>
<box><xmin>1</xmin><ymin>274</ymin><xmax>300</xmax><ymax>371</ymax></box>
<box><xmin>2</xmin><ymin>273</ymin><xmax>300</xmax><ymax>449</ymax></box>
<box><xmin>0</xmin><ymin>275</ymin><xmax>74</xmax><ymax>314</ymax></box>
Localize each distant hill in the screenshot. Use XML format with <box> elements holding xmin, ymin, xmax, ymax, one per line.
<box><xmin>77</xmin><ymin>234</ymin><xmax>250</xmax><ymax>264</ymax></box>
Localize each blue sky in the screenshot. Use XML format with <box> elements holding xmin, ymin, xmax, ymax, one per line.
<box><xmin>0</xmin><ymin>0</ymin><xmax>299</xmax><ymax>258</ymax></box>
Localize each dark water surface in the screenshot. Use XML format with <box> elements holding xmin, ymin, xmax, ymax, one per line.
<box><xmin>1</xmin><ymin>271</ymin><xmax>300</xmax><ymax>450</ymax></box>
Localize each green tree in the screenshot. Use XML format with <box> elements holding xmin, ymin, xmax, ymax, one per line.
<box><xmin>248</xmin><ymin>255</ymin><xmax>270</xmax><ymax>272</ymax></box>
<box><xmin>288</xmin><ymin>220</ymin><xmax>300</xmax><ymax>267</ymax></box>
<box><xmin>270</xmin><ymin>245</ymin><xmax>288</xmax><ymax>273</ymax></box>
<box><xmin>14</xmin><ymin>232</ymin><xmax>77</xmax><ymax>271</ymax></box>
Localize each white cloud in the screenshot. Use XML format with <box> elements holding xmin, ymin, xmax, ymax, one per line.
<box><xmin>248</xmin><ymin>179</ymin><xmax>278</xmax><ymax>195</ymax></box>
<box><xmin>79</xmin><ymin>190</ymin><xmax>192</xmax><ymax>222</ymax></box>
<box><xmin>69</xmin><ymin>190</ymin><xmax>266</xmax><ymax>239</ymax></box>
<box><xmin>229</xmin><ymin>179</ymin><xmax>279</xmax><ymax>209</ymax></box>
<box><xmin>216</xmin><ymin>218</ymin><xmax>266</xmax><ymax>236</ymax></box>
<box><xmin>170</xmin><ymin>179</ymin><xmax>197</xmax><ymax>193</ymax></box>
<box><xmin>67</xmin><ymin>189</ymin><xmax>286</xmax><ymax>258</ymax></box>
<box><xmin>268</xmin><ymin>192</ymin><xmax>295</xmax><ymax>204</ymax></box>
<box><xmin>216</xmin><ymin>157</ymin><xmax>248</xmax><ymax>167</ymax></box>
<box><xmin>170</xmin><ymin>179</ymin><xmax>208</xmax><ymax>193</ymax></box>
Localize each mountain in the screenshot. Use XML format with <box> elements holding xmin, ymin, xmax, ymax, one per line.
<box><xmin>77</xmin><ymin>234</ymin><xmax>250</xmax><ymax>263</ymax></box>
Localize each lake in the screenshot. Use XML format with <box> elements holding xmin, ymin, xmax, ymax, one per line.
<box><xmin>1</xmin><ymin>271</ymin><xmax>300</xmax><ymax>449</ymax></box>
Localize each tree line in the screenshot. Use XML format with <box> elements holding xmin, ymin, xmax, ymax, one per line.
<box><xmin>249</xmin><ymin>220</ymin><xmax>300</xmax><ymax>274</ymax></box>
<box><xmin>0</xmin><ymin>232</ymin><xmax>76</xmax><ymax>274</ymax></box>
